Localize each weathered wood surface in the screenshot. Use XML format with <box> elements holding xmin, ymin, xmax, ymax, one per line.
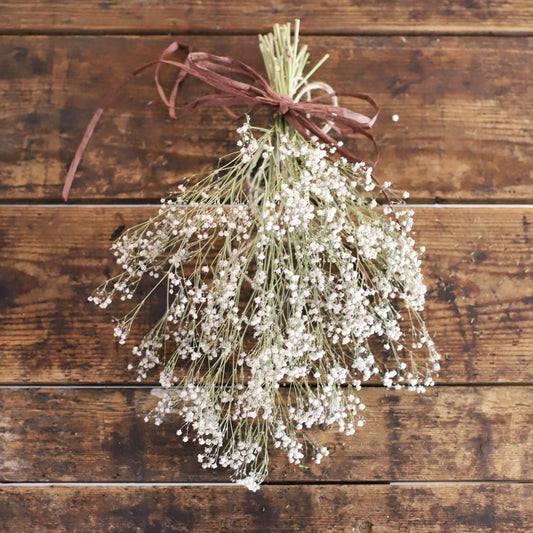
<box><xmin>1</xmin><ymin>1</ymin><xmax>532</xmax><ymax>34</ymax></box>
<box><xmin>1</xmin><ymin>206</ymin><xmax>531</xmax><ymax>385</ymax></box>
<box><xmin>1</xmin><ymin>484</ymin><xmax>531</xmax><ymax>533</ymax></box>
<box><xmin>1</xmin><ymin>35</ymin><xmax>531</xmax><ymax>202</ymax></box>
<box><xmin>0</xmin><ymin>386</ymin><xmax>531</xmax><ymax>482</ymax></box>
<box><xmin>2</xmin><ymin>5</ymin><xmax>532</xmax><ymax>529</ymax></box>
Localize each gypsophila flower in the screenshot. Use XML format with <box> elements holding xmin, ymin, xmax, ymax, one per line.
<box><xmin>90</xmin><ymin>21</ymin><xmax>440</xmax><ymax>491</ymax></box>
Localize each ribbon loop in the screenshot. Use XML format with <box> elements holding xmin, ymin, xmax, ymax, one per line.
<box><xmin>62</xmin><ymin>42</ymin><xmax>380</xmax><ymax>201</ymax></box>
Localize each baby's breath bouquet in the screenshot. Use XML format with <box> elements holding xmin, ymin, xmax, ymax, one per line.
<box><xmin>73</xmin><ymin>21</ymin><xmax>440</xmax><ymax>491</ymax></box>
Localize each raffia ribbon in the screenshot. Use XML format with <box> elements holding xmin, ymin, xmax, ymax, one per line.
<box><xmin>62</xmin><ymin>41</ymin><xmax>380</xmax><ymax>201</ymax></box>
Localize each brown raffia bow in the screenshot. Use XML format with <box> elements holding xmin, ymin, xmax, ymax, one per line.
<box><xmin>62</xmin><ymin>41</ymin><xmax>380</xmax><ymax>201</ymax></box>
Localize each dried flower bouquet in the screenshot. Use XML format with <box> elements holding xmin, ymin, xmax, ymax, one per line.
<box><xmin>70</xmin><ymin>21</ymin><xmax>440</xmax><ymax>491</ymax></box>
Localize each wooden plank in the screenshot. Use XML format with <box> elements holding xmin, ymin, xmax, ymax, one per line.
<box><xmin>1</xmin><ymin>206</ymin><xmax>532</xmax><ymax>385</ymax></box>
<box><xmin>0</xmin><ymin>387</ymin><xmax>531</xmax><ymax>482</ymax></box>
<box><xmin>0</xmin><ymin>484</ymin><xmax>531</xmax><ymax>532</ymax></box>
<box><xmin>1</xmin><ymin>1</ymin><xmax>532</xmax><ymax>34</ymax></box>
<box><xmin>1</xmin><ymin>35</ymin><xmax>531</xmax><ymax>202</ymax></box>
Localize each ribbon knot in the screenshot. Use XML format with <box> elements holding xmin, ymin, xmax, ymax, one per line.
<box><xmin>272</xmin><ymin>93</ymin><xmax>294</xmax><ymax>116</ymax></box>
<box><xmin>62</xmin><ymin>41</ymin><xmax>380</xmax><ymax>201</ymax></box>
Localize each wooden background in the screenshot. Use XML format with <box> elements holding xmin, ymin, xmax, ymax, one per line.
<box><xmin>1</xmin><ymin>2</ymin><xmax>532</xmax><ymax>531</ymax></box>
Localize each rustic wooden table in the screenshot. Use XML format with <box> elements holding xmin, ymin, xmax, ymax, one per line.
<box><xmin>1</xmin><ymin>2</ymin><xmax>532</xmax><ymax>532</ymax></box>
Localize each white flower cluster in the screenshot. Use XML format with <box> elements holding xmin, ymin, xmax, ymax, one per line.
<box><xmin>90</xmin><ymin>120</ymin><xmax>440</xmax><ymax>490</ymax></box>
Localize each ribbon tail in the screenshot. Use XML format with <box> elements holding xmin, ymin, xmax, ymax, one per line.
<box><xmin>62</xmin><ymin>108</ymin><xmax>104</xmax><ymax>201</ymax></box>
<box><xmin>62</xmin><ymin>53</ymin><xmax>180</xmax><ymax>201</ymax></box>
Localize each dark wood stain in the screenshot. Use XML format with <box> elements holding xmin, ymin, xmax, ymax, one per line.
<box><xmin>109</xmin><ymin>224</ymin><xmax>125</xmax><ymax>241</ymax></box>
<box><xmin>0</xmin><ymin>267</ymin><xmax>39</xmax><ymax>310</ymax></box>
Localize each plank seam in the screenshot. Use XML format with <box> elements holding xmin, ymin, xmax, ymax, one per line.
<box><xmin>1</xmin><ymin>30</ymin><xmax>532</xmax><ymax>37</ymax></box>
<box><xmin>1</xmin><ymin>383</ymin><xmax>532</xmax><ymax>389</ymax></box>
<box><xmin>2</xmin><ymin>203</ymin><xmax>533</xmax><ymax>209</ymax></box>
<box><xmin>1</xmin><ymin>481</ymin><xmax>532</xmax><ymax>487</ymax></box>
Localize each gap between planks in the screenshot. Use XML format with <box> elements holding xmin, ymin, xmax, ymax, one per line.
<box><xmin>2</xmin><ymin>481</ymin><xmax>531</xmax><ymax>487</ymax></box>
<box><xmin>1</xmin><ymin>383</ymin><xmax>532</xmax><ymax>389</ymax></box>
<box><xmin>2</xmin><ymin>30</ymin><xmax>533</xmax><ymax>37</ymax></box>
<box><xmin>3</xmin><ymin>203</ymin><xmax>533</xmax><ymax>209</ymax></box>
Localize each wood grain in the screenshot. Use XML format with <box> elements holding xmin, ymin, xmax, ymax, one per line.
<box><xmin>1</xmin><ymin>35</ymin><xmax>531</xmax><ymax>202</ymax></box>
<box><xmin>0</xmin><ymin>484</ymin><xmax>531</xmax><ymax>532</ymax></box>
<box><xmin>1</xmin><ymin>206</ymin><xmax>532</xmax><ymax>385</ymax></box>
<box><xmin>2</xmin><ymin>1</ymin><xmax>531</xmax><ymax>528</ymax></box>
<box><xmin>1</xmin><ymin>1</ymin><xmax>532</xmax><ymax>34</ymax></box>
<box><xmin>0</xmin><ymin>386</ymin><xmax>531</xmax><ymax>482</ymax></box>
